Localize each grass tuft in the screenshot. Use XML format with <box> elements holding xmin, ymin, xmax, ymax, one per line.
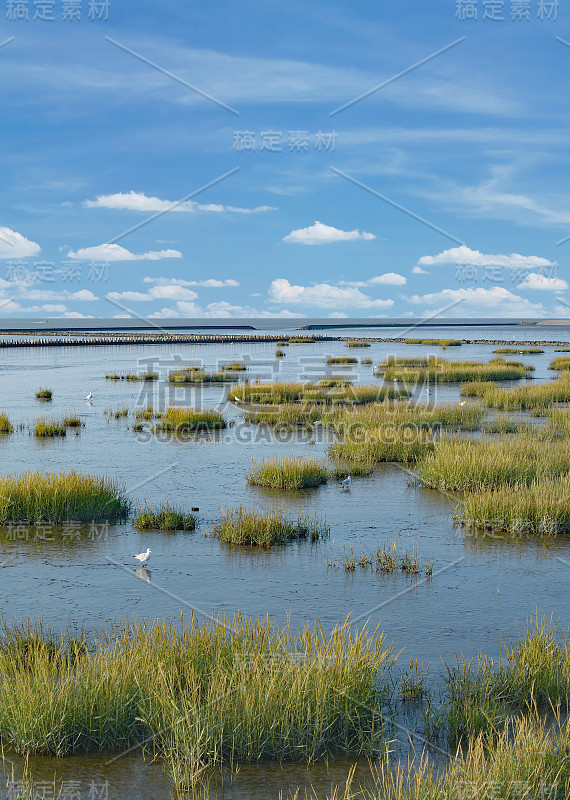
<box><xmin>133</xmin><ymin>503</ymin><xmax>196</xmax><ymax>531</ymax></box>
<box><xmin>35</xmin><ymin>388</ymin><xmax>52</xmax><ymax>400</ymax></box>
<box><xmin>212</xmin><ymin>505</ymin><xmax>329</xmax><ymax>545</ymax></box>
<box><xmin>154</xmin><ymin>407</ymin><xmax>226</xmax><ymax>432</ymax></box>
<box><xmin>246</xmin><ymin>456</ymin><xmax>329</xmax><ymax>489</ymax></box>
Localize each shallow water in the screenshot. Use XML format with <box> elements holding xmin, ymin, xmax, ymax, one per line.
<box><xmin>0</xmin><ymin>326</ymin><xmax>569</xmax><ymax>797</ymax></box>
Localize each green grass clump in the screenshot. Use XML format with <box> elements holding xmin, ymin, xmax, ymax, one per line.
<box><xmin>133</xmin><ymin>503</ymin><xmax>196</xmax><ymax>531</ymax></box>
<box><xmin>231</xmin><ymin>381</ymin><xmax>409</xmax><ymax>406</ymax></box>
<box><xmin>494</xmin><ymin>347</ymin><xmax>544</xmax><ymax>354</ymax></box>
<box><xmin>326</xmin><ymin>356</ymin><xmax>358</xmax><ymax>365</ymax></box>
<box><xmin>550</xmin><ymin>356</ymin><xmax>570</xmax><ymax>371</ymax></box>
<box><xmin>346</xmin><ymin>341</ymin><xmax>371</xmax><ymax>348</ymax></box>
<box><xmin>0</xmin><ymin>615</ymin><xmax>393</xmax><ymax>782</ymax></box>
<box><xmin>105</xmin><ymin>372</ymin><xmax>158</xmax><ymax>381</ymax></box>
<box><xmin>245</xmin><ymin>404</ymin><xmax>325</xmax><ymax>428</ymax></box>
<box><xmin>33</xmin><ymin>418</ymin><xmax>66</xmax><ymax>438</ymax></box>
<box><xmin>221</xmin><ymin>362</ymin><xmax>247</xmax><ymax>371</ymax></box>
<box><xmin>470</xmin><ymin>374</ymin><xmax>570</xmax><ymax>410</ymax></box>
<box><xmin>275</xmin><ymin>349</ymin><xmax>285</xmax><ymax>357</ymax></box>
<box><xmin>379</xmin><ymin>356</ymin><xmax>531</xmax><ymax>383</ymax></box>
<box><xmin>35</xmin><ymin>388</ymin><xmax>52</xmax><ymax>400</ymax></box>
<box><xmin>482</xmin><ymin>416</ymin><xmax>529</xmax><ymax>434</ymax></box>
<box><xmin>154</xmin><ymin>407</ymin><xmax>226</xmax><ymax>432</ymax></box>
<box><xmin>416</xmin><ymin>435</ymin><xmax>570</xmax><ymax>491</ymax></box>
<box><xmin>135</xmin><ymin>407</ymin><xmax>162</xmax><ymax>420</ymax></box>
<box><xmin>288</xmin><ymin>337</ymin><xmax>314</xmax><ymax>343</ymax></box>
<box><xmin>0</xmin><ymin>471</ymin><xmax>130</xmax><ymax>523</ymax></box>
<box><xmin>212</xmin><ymin>505</ymin><xmax>329</xmax><ymax>546</ymax></box>
<box><xmin>246</xmin><ymin>456</ymin><xmax>329</xmax><ymax>489</ymax></box>
<box><xmin>0</xmin><ymin>413</ymin><xmax>13</xmax><ymax>434</ymax></box>
<box><xmin>404</xmin><ymin>338</ymin><xmax>462</xmax><ymax>346</ymax></box>
<box><xmin>361</xmin><ymin>358</ymin><xmax>373</xmax><ymax>365</ymax></box>
<box><xmin>555</xmin><ymin>348</ymin><xmax>570</xmax><ymax>352</ymax></box>
<box><xmin>276</xmin><ymin>340</ymin><xmax>288</xmax><ymax>346</ymax></box>
<box><xmin>62</xmin><ymin>414</ymin><xmax>82</xmax><ymax>428</ymax></box>
<box><xmin>104</xmin><ymin>407</ymin><xmax>129</xmax><ymax>418</ymax></box>
<box><xmin>329</xmin><ymin>402</ymin><xmax>484</xmax><ymax>437</ymax></box>
<box><xmin>168</xmin><ymin>369</ymin><xmax>241</xmax><ymax>383</ymax></box>
<box><xmin>458</xmin><ymin>475</ymin><xmax>570</xmax><ymax>534</ymax></box>
<box><xmin>329</xmin><ymin>427</ymin><xmax>435</xmax><ymax>464</ymax></box>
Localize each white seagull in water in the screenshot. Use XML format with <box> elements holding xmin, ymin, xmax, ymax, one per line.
<box><xmin>134</xmin><ymin>548</ymin><xmax>151</xmax><ymax>567</ymax></box>
<box><xmin>85</xmin><ymin>391</ymin><xmax>93</xmax><ymax>401</ymax></box>
<box><xmin>341</xmin><ymin>476</ymin><xmax>352</xmax><ymax>490</ymax></box>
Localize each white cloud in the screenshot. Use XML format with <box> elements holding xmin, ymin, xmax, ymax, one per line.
<box><xmin>282</xmin><ymin>221</ymin><xmax>375</xmax><ymax>245</ymax></box>
<box><xmin>142</xmin><ymin>276</ymin><xmax>239</xmax><ymax>287</ymax></box>
<box><xmin>369</xmin><ymin>273</ymin><xmax>406</xmax><ymax>286</ymax></box>
<box><xmin>84</xmin><ymin>191</ymin><xmax>275</xmax><ymax>215</ymax></box>
<box><xmin>149</xmin><ymin>301</ymin><xmax>303</xmax><ymax>319</ymax></box>
<box><xmin>0</xmin><ymin>227</ymin><xmax>41</xmax><ymax>259</ymax></box>
<box><xmin>517</xmin><ymin>273</ymin><xmax>568</xmax><ymax>291</ymax></box>
<box><xmin>412</xmin><ymin>265</ymin><xmax>429</xmax><ymax>274</ymax></box>
<box><xmin>107</xmin><ymin>284</ymin><xmax>199</xmax><ymax>303</ymax></box>
<box><xmin>417</xmin><ymin>245</ymin><xmax>554</xmax><ymax>270</ymax></box>
<box><xmin>269</xmin><ymin>278</ymin><xmax>394</xmax><ymax>309</ymax></box>
<box><xmin>67</xmin><ymin>244</ymin><xmax>182</xmax><ymax>261</ymax></box>
<box><xmin>328</xmin><ymin>311</ymin><xmax>348</xmax><ymax>318</ymax></box>
<box><xmin>404</xmin><ymin>286</ymin><xmax>545</xmax><ymax>318</ymax></box>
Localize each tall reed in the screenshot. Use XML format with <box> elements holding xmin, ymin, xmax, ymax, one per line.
<box><xmin>212</xmin><ymin>505</ymin><xmax>329</xmax><ymax>545</ymax></box>
<box><xmin>246</xmin><ymin>456</ymin><xmax>329</xmax><ymax>488</ymax></box>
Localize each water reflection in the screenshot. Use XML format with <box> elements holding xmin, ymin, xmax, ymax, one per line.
<box><xmin>135</xmin><ymin>567</ymin><xmax>152</xmax><ymax>583</ymax></box>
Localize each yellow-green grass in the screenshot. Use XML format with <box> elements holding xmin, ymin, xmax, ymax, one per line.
<box><xmin>443</xmin><ymin>617</ymin><xmax>570</xmax><ymax>738</ymax></box>
<box><xmin>0</xmin><ymin>413</ymin><xmax>13</xmax><ymax>434</ymax></box>
<box><xmin>555</xmin><ymin>348</ymin><xmax>570</xmax><ymax>352</ymax></box>
<box><xmin>464</xmin><ymin>374</ymin><xmax>570</xmax><ymax>409</ymax></box>
<box><xmin>105</xmin><ymin>372</ymin><xmax>158</xmax><ymax>381</ymax></box>
<box><xmin>550</xmin><ymin>356</ymin><xmax>570</xmax><ymax>370</ymax></box>
<box><xmin>0</xmin><ymin>471</ymin><xmax>130</xmax><ymax>523</ymax></box>
<box><xmin>220</xmin><ymin>362</ymin><xmax>247</xmax><ymax>371</ymax></box>
<box><xmin>379</xmin><ymin>357</ymin><xmax>532</xmax><ymax>383</ymax></box>
<box><xmin>104</xmin><ymin>407</ymin><xmax>129</xmax><ymax>418</ymax></box>
<box><xmin>404</xmin><ymin>338</ymin><xmax>462</xmax><ymax>346</ymax></box>
<box><xmin>211</xmin><ymin>505</ymin><xmax>329</xmax><ymax>545</ymax></box>
<box><xmin>168</xmin><ymin>369</ymin><xmax>241</xmax><ymax>383</ymax></box>
<box><xmin>326</xmin><ymin>356</ymin><xmax>358</xmax><ymax>365</ymax></box>
<box><xmin>244</xmin><ymin>404</ymin><xmax>326</xmax><ymax>428</ymax></box>
<box><xmin>275</xmin><ymin>349</ymin><xmax>285</xmax><ymax>357</ymax></box>
<box><xmin>135</xmin><ymin>407</ymin><xmax>162</xmax><ymax>420</ymax></box>
<box><xmin>0</xmin><ymin>615</ymin><xmax>393</xmax><ymax>779</ymax></box>
<box><xmin>288</xmin><ymin>337</ymin><xmax>314</xmax><ymax>343</ymax></box>
<box><xmin>33</xmin><ymin>418</ymin><xmax>66</xmax><ymax>438</ymax></box>
<box><xmin>494</xmin><ymin>347</ymin><xmax>544</xmax><ymax>354</ymax></box>
<box><xmin>482</xmin><ymin>416</ymin><xmax>530</xmax><ymax>434</ymax></box>
<box><xmin>334</xmin><ymin>538</ymin><xmax>432</xmax><ymax>577</ymax></box>
<box><xmin>329</xmin><ymin>402</ymin><xmax>485</xmax><ymax>436</ymax></box>
<box><xmin>62</xmin><ymin>414</ymin><xmax>82</xmax><ymax>428</ymax></box>
<box><xmin>35</xmin><ymin>387</ymin><xmax>52</xmax><ymax>400</ymax></box>
<box><xmin>276</xmin><ymin>340</ymin><xmax>289</xmax><ymax>346</ymax></box>
<box><xmin>346</xmin><ymin>340</ymin><xmax>371</xmax><ymax>348</ymax></box>
<box><xmin>416</xmin><ymin>435</ymin><xmax>570</xmax><ymax>491</ymax></box>
<box><xmin>133</xmin><ymin>503</ymin><xmax>196</xmax><ymax>531</ymax></box>
<box><xmin>230</xmin><ymin>381</ymin><xmax>410</xmax><ymax>406</ymax></box>
<box><xmin>246</xmin><ymin>456</ymin><xmax>329</xmax><ymax>489</ymax></box>
<box><xmin>318</xmin><ymin>376</ymin><xmax>352</xmax><ymax>387</ymax></box>
<box><xmin>329</xmin><ymin>427</ymin><xmax>435</xmax><ymax>464</ymax></box>
<box><xmin>361</xmin><ymin>358</ymin><xmax>373</xmax><ymax>365</ymax></box>
<box><xmin>457</xmin><ymin>475</ymin><xmax>570</xmax><ymax>534</ymax></box>
<box><xmin>154</xmin><ymin>407</ymin><xmax>226</xmax><ymax>432</ymax></box>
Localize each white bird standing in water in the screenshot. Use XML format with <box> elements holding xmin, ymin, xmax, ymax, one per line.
<box><xmin>134</xmin><ymin>548</ymin><xmax>151</xmax><ymax>567</ymax></box>
<box><xmin>85</xmin><ymin>391</ymin><xmax>93</xmax><ymax>401</ymax></box>
<box><xmin>341</xmin><ymin>476</ymin><xmax>352</xmax><ymax>490</ymax></box>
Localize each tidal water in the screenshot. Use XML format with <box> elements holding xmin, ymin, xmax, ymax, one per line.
<box><xmin>0</xmin><ymin>324</ymin><xmax>568</xmax><ymax>798</ymax></box>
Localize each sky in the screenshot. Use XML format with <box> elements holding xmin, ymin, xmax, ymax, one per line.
<box><xmin>0</xmin><ymin>0</ymin><xmax>569</xmax><ymax>320</ymax></box>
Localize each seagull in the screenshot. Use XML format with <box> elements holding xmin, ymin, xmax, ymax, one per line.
<box><xmin>85</xmin><ymin>391</ymin><xmax>93</xmax><ymax>401</ymax></box>
<box><xmin>340</xmin><ymin>476</ymin><xmax>352</xmax><ymax>490</ymax></box>
<box><xmin>134</xmin><ymin>548</ymin><xmax>151</xmax><ymax>567</ymax></box>
<box><xmin>460</xmin><ymin>401</ymin><xmax>466</xmax><ymax>407</ymax></box>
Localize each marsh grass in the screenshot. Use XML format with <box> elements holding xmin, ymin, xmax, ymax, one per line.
<box><xmin>335</xmin><ymin>538</ymin><xmax>431</xmax><ymax>577</ymax></box>
<box><xmin>221</xmin><ymin>362</ymin><xmax>247</xmax><ymax>371</ymax></box>
<box><xmin>463</xmin><ymin>374</ymin><xmax>570</xmax><ymax>409</ymax></box>
<box><xmin>404</xmin><ymin>338</ymin><xmax>462</xmax><ymax>346</ymax></box>
<box><xmin>0</xmin><ymin>615</ymin><xmax>394</xmax><ymax>786</ymax></box>
<box><xmin>0</xmin><ymin>471</ymin><xmax>130</xmax><ymax>523</ymax></box>
<box><xmin>550</xmin><ymin>356</ymin><xmax>570</xmax><ymax>371</ymax></box>
<box><xmin>134</xmin><ymin>503</ymin><xmax>196</xmax><ymax>531</ymax></box>
<box><xmin>33</xmin><ymin>418</ymin><xmax>66</xmax><ymax>438</ymax></box>
<box><xmin>231</xmin><ymin>382</ymin><xmax>409</xmax><ymax>406</ymax></box>
<box><xmin>346</xmin><ymin>341</ymin><xmax>371</xmax><ymax>348</ymax></box>
<box><xmin>105</xmin><ymin>372</ymin><xmax>158</xmax><ymax>381</ymax></box>
<box><xmin>361</xmin><ymin>358</ymin><xmax>373</xmax><ymax>365</ymax></box>
<box><xmin>458</xmin><ymin>475</ymin><xmax>570</xmax><ymax>534</ymax></box>
<box><xmin>35</xmin><ymin>388</ymin><xmax>52</xmax><ymax>400</ymax></box>
<box><xmin>327</xmin><ymin>356</ymin><xmax>358</xmax><ymax>365</ymax></box>
<box><xmin>104</xmin><ymin>407</ymin><xmax>129</xmax><ymax>418</ymax></box>
<box><xmin>154</xmin><ymin>407</ymin><xmax>226</xmax><ymax>432</ymax></box>
<box><xmin>0</xmin><ymin>413</ymin><xmax>13</xmax><ymax>433</ymax></box>
<box><xmin>329</xmin><ymin>427</ymin><xmax>435</xmax><ymax>464</ymax></box>
<box><xmin>212</xmin><ymin>505</ymin><xmax>329</xmax><ymax>545</ymax></box>
<box><xmin>135</xmin><ymin>407</ymin><xmax>162</xmax><ymax>420</ymax></box>
<box><xmin>416</xmin><ymin>435</ymin><xmax>570</xmax><ymax>491</ymax></box>
<box><xmin>276</xmin><ymin>349</ymin><xmax>285</xmax><ymax>357</ymax></box>
<box><xmin>329</xmin><ymin>402</ymin><xmax>484</xmax><ymax>437</ymax></box>
<box><xmin>379</xmin><ymin>357</ymin><xmax>531</xmax><ymax>383</ymax></box>
<box><xmin>494</xmin><ymin>347</ymin><xmax>544</xmax><ymax>354</ymax></box>
<box><xmin>244</xmin><ymin>405</ymin><xmax>325</xmax><ymax>428</ymax></box>
<box><xmin>62</xmin><ymin>414</ymin><xmax>82</xmax><ymax>428</ymax></box>
<box><xmin>288</xmin><ymin>337</ymin><xmax>315</xmax><ymax>343</ymax></box>
<box><xmin>246</xmin><ymin>456</ymin><xmax>329</xmax><ymax>488</ymax></box>
<box><xmin>169</xmin><ymin>369</ymin><xmax>242</xmax><ymax>384</ymax></box>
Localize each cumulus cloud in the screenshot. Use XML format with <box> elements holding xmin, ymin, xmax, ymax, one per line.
<box><xmin>148</xmin><ymin>301</ymin><xmax>303</xmax><ymax>319</ymax></box>
<box><xmin>84</xmin><ymin>191</ymin><xmax>275</xmax><ymax>215</ymax></box>
<box><xmin>269</xmin><ymin>278</ymin><xmax>393</xmax><ymax>309</ymax></box>
<box><xmin>417</xmin><ymin>245</ymin><xmax>555</xmax><ymax>270</ymax></box>
<box><xmin>142</xmin><ymin>276</ymin><xmax>239</xmax><ymax>287</ymax></box>
<box><xmin>517</xmin><ymin>273</ymin><xmax>568</xmax><ymax>291</ymax></box>
<box><xmin>0</xmin><ymin>227</ymin><xmax>41</xmax><ymax>259</ymax></box>
<box><xmin>107</xmin><ymin>284</ymin><xmax>199</xmax><ymax>302</ymax></box>
<box><xmin>67</xmin><ymin>244</ymin><xmax>182</xmax><ymax>261</ymax></box>
<box><xmin>404</xmin><ymin>286</ymin><xmax>545</xmax><ymax>318</ymax></box>
<box><xmin>282</xmin><ymin>221</ymin><xmax>376</xmax><ymax>245</ymax></box>
<box><xmin>340</xmin><ymin>273</ymin><xmax>406</xmax><ymax>287</ymax></box>
<box><xmin>412</xmin><ymin>265</ymin><xmax>429</xmax><ymax>274</ymax></box>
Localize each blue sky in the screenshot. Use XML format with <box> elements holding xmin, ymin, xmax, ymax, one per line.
<box><xmin>0</xmin><ymin>0</ymin><xmax>569</xmax><ymax>319</ymax></box>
